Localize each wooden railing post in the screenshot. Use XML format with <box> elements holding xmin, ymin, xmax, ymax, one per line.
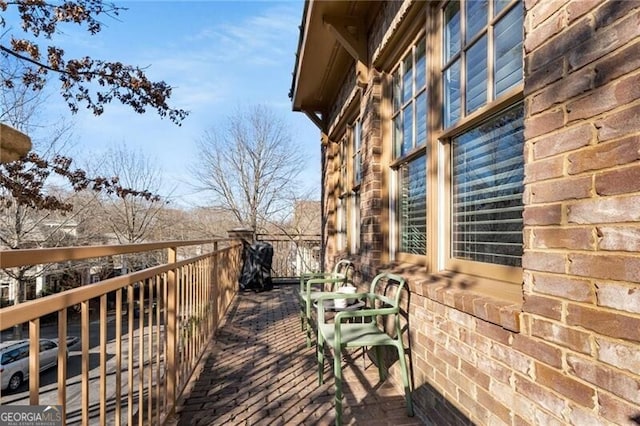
<box><xmin>166</xmin><ymin>246</ymin><xmax>178</xmax><ymax>414</ymax></box>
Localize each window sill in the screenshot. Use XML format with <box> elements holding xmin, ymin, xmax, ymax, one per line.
<box><xmin>384</xmin><ymin>264</ymin><xmax>523</xmax><ymax>332</ymax></box>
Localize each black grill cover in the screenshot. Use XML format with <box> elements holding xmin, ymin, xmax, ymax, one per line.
<box><xmin>239</xmin><ymin>241</ymin><xmax>273</xmax><ymax>292</ymax></box>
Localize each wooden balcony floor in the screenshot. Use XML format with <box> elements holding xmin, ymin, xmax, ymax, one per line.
<box><xmin>170</xmin><ymin>284</ymin><xmax>422</xmax><ymax>425</ymax></box>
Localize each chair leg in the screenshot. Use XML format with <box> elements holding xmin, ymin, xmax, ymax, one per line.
<box><xmin>334</xmin><ymin>347</ymin><xmax>343</xmax><ymax>426</ymax></box>
<box><xmin>374</xmin><ymin>346</ymin><xmax>385</xmax><ymax>381</ymax></box>
<box><xmin>396</xmin><ymin>343</ymin><xmax>414</xmax><ymax>417</ymax></box>
<box><xmin>317</xmin><ymin>332</ymin><xmax>325</xmax><ymax>385</ymax></box>
<box><xmin>305</xmin><ymin>301</ymin><xmax>313</xmax><ymax>348</ymax></box>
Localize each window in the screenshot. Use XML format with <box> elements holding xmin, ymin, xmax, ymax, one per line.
<box><xmin>337</xmin><ymin>197</ymin><xmax>347</xmax><ymax>251</ymax></box>
<box><xmin>442</xmin><ymin>0</ymin><xmax>525</xmax><ymax>278</ymax></box>
<box><xmin>392</xmin><ymin>36</ymin><xmax>428</xmax><ymax>256</ymax></box>
<box><xmin>399</xmin><ymin>155</ymin><xmax>427</xmax><ymax>254</ymax></box>
<box><xmin>352</xmin><ymin>119</ymin><xmax>363</xmax><ymax>187</ymax></box>
<box><xmin>349</xmin><ymin>121</ymin><xmax>362</xmax><ymax>253</ymax></box>
<box><xmin>451</xmin><ymin>103</ymin><xmax>524</xmax><ymax>267</ymax></box>
<box><xmin>350</xmin><ymin>191</ymin><xmax>361</xmax><ymax>255</ymax></box>
<box><xmin>337</xmin><ymin>136</ymin><xmax>348</xmax><ymax>251</ymax></box>
<box><xmin>443</xmin><ymin>0</ymin><xmax>523</xmax><ymax>128</ymax></box>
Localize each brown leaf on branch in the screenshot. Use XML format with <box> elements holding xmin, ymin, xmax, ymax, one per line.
<box><xmin>1</xmin><ymin>0</ymin><xmax>188</xmax><ymax>124</ymax></box>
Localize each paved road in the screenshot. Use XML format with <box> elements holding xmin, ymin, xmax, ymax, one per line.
<box><xmin>1</xmin><ymin>313</ymin><xmax>157</xmax><ymax>424</ymax></box>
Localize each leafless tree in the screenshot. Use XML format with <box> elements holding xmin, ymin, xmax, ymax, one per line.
<box><xmin>91</xmin><ymin>144</ymin><xmax>168</xmax><ymax>271</ymax></box>
<box><xmin>191</xmin><ymin>105</ymin><xmax>306</xmax><ymax>238</ymax></box>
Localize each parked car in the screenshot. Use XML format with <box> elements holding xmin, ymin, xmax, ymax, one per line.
<box><xmin>0</xmin><ymin>338</ymin><xmax>61</xmax><ymax>392</ymax></box>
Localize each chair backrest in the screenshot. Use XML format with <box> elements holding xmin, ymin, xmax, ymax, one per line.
<box><xmin>369</xmin><ymin>272</ymin><xmax>406</xmax><ymax>309</ymax></box>
<box><xmin>331</xmin><ymin>259</ymin><xmax>354</xmax><ymax>277</ymax></box>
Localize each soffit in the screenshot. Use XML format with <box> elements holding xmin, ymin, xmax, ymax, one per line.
<box><xmin>290</xmin><ymin>1</ymin><xmax>380</xmax><ymax>125</ymax></box>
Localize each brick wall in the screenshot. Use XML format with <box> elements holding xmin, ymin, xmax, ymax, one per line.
<box><xmin>320</xmin><ymin>0</ymin><xmax>640</xmax><ymax>424</ymax></box>
<box><xmin>519</xmin><ymin>1</ymin><xmax>640</xmax><ymax>423</ymax></box>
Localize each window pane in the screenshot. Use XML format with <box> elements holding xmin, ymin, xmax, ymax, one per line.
<box><xmin>402</xmin><ymin>104</ymin><xmax>413</xmax><ymax>156</ymax></box>
<box><xmin>392</xmin><ymin>71</ymin><xmax>401</xmax><ymax>113</ymax></box>
<box><xmin>415</xmin><ymin>38</ymin><xmax>427</xmax><ymax>90</ymax></box>
<box><xmin>400</xmin><ymin>154</ymin><xmax>427</xmax><ymax>255</ymax></box>
<box><xmin>494</xmin><ymin>0</ymin><xmax>511</xmax><ymax>15</ymax></box>
<box><xmin>444</xmin><ymin>1</ymin><xmax>461</xmax><ymax>62</ymax></box>
<box><xmin>466</xmin><ymin>35</ymin><xmax>488</xmax><ymax>114</ymax></box>
<box><xmin>444</xmin><ymin>59</ymin><xmax>461</xmax><ymax>127</ymax></box>
<box><xmin>393</xmin><ymin>115</ymin><xmax>403</xmax><ymax>158</ymax></box>
<box><xmin>494</xmin><ymin>4</ymin><xmax>523</xmax><ymax>96</ymax></box>
<box><xmin>353</xmin><ymin>121</ymin><xmax>362</xmax><ymax>185</ymax></box>
<box><xmin>403</xmin><ymin>53</ymin><xmax>413</xmax><ymax>103</ymax></box>
<box><xmin>466</xmin><ymin>0</ymin><xmax>488</xmax><ymax>42</ymax></box>
<box><xmin>415</xmin><ymin>91</ymin><xmax>427</xmax><ymax>146</ymax></box>
<box><xmin>451</xmin><ymin>103</ymin><xmax>524</xmax><ymax>266</ymax></box>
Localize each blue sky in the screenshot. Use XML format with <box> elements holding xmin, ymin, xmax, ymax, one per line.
<box><xmin>7</xmin><ymin>1</ymin><xmax>320</xmax><ymax>207</ymax></box>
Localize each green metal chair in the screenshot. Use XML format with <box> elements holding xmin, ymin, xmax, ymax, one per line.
<box><xmin>316</xmin><ymin>272</ymin><xmax>413</xmax><ymax>425</ymax></box>
<box><xmin>298</xmin><ymin>259</ymin><xmax>354</xmax><ymax>347</ymax></box>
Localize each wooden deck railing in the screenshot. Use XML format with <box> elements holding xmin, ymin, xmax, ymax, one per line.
<box><xmin>0</xmin><ymin>239</ymin><xmax>243</xmax><ymax>425</ymax></box>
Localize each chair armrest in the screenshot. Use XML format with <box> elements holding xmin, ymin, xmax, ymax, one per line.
<box><xmin>305</xmin><ymin>275</ymin><xmax>346</xmax><ymax>295</ymax></box>
<box><xmin>300</xmin><ymin>272</ymin><xmax>333</xmax><ymax>292</ymax></box>
<box><xmin>334</xmin><ymin>305</ymin><xmax>396</xmax><ymax>324</ymax></box>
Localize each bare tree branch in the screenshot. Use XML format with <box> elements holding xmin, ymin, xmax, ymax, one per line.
<box><xmin>191</xmin><ymin>105</ymin><xmax>306</xmax><ymax>236</ymax></box>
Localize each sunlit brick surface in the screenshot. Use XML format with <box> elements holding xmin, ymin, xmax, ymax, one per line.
<box><xmin>171</xmin><ymin>285</ymin><xmax>421</xmax><ymax>425</ymax></box>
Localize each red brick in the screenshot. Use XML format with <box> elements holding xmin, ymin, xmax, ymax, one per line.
<box><xmin>514</xmin><ymin>374</ymin><xmax>566</xmax><ymax>417</ymax></box>
<box><xmin>596</xmin><ymin>337</ymin><xmax>640</xmax><ymax>375</ymax></box>
<box><xmin>567</xmin><ymin>354</ymin><xmax>640</xmax><ymax>405</ymax></box>
<box><xmin>531</xmin><ymin>227</ymin><xmax>594</xmax><ymax>250</ymax></box>
<box><xmin>524</xmin><ymin>156</ymin><xmax>564</xmax><ymax>183</ymax></box>
<box><xmin>566</xmin><ymin>303</ymin><xmax>640</xmax><ymax>342</ymax></box>
<box><xmin>524</xmin><ymin>56</ymin><xmax>564</xmax><ymax>96</ymax></box>
<box><xmin>594</xmin><ymin>40</ymin><xmax>640</xmax><ymax>87</ymax></box>
<box><xmin>596</xmin><ymin>281</ymin><xmax>640</xmax><ymax>314</ymax></box>
<box><xmin>597</xmin><ymin>226</ymin><xmax>640</xmax><ymax>252</ymax></box>
<box><xmin>476</xmin><ymin>386</ymin><xmax>512</xmax><ymax>424</ymax></box>
<box><xmin>596</xmin><ymin>163</ymin><xmax>640</xmax><ymax>196</ymax></box>
<box><xmin>434</xmin><ymin>343</ymin><xmax>459</xmax><ymax>369</ymax></box>
<box><xmin>460</xmin><ymin>359</ymin><xmax>491</xmax><ymax>390</ymax></box>
<box><xmin>569</xmin><ymin>253</ymin><xmax>640</xmax><ymax>283</ymax></box>
<box><xmin>524</xmin><ymin>9</ymin><xmax>565</xmax><ymax>53</ymax></box>
<box><xmin>528</xmin><ymin>0</ymin><xmax>567</xmax><ymax>29</ymax></box>
<box><xmin>458</xmin><ymin>389</ymin><xmax>489</xmax><ymax>425</ymax></box>
<box><xmin>567</xmin><ymin>74</ymin><xmax>640</xmax><ymax>122</ymax></box>
<box><xmin>596</xmin><ymin>103</ymin><xmax>640</xmax><ymax>142</ymax></box>
<box><xmin>477</xmin><ymin>355</ymin><xmax>512</xmax><ymax>385</ymax></box>
<box><xmin>522</xmin><ymin>251</ymin><xmax>566</xmax><ymax>274</ymax></box>
<box><xmin>523</xmin><ymin>204</ymin><xmax>563</xmax><ymax>225</ymax></box>
<box><xmin>523</xmin><ymin>294</ymin><xmax>563</xmax><ymax>321</ymax></box>
<box><xmin>529</xmin><ymin>68</ymin><xmax>593</xmax><ymax>115</ymax></box>
<box><xmin>568</xmin><ymin>195</ymin><xmax>640</xmax><ymax>224</ymax></box>
<box><xmin>566</xmin><ymin>0</ymin><xmax>600</xmax><ymax>24</ymax></box>
<box><xmin>533</xmin><ymin>123</ymin><xmax>594</xmax><ymax>159</ymax></box>
<box><xmin>499</xmin><ymin>306</ymin><xmax>521</xmax><ymax>332</ymax></box>
<box><xmin>536</xmin><ymin>362</ymin><xmax>596</xmax><ymax>408</ymax></box>
<box><xmin>528</xmin><ymin>17</ymin><xmax>592</xmax><ymax>72</ymax></box>
<box><xmin>490</xmin><ymin>342</ymin><xmax>532</xmax><ymax>376</ymax></box>
<box><xmin>568</xmin><ymin>9</ymin><xmax>640</xmax><ymax>71</ymax></box>
<box><xmin>476</xmin><ymin>320</ymin><xmax>513</xmax><ymax>345</ymax></box>
<box><xmin>594</xmin><ymin>1</ymin><xmax>640</xmax><ymax>30</ymax></box>
<box><xmin>524</xmin><ymin>109</ymin><xmax>565</xmax><ymax>140</ymax></box>
<box><xmin>514</xmin><ymin>334</ymin><xmax>563</xmax><ymax>368</ymax></box>
<box><xmin>568</xmin><ymin>136</ymin><xmax>640</xmax><ymax>174</ymax></box>
<box><xmin>568</xmin><ymin>404</ymin><xmax>607</xmax><ymax>425</ymax></box>
<box><xmin>531</xmin><ymin>318</ymin><xmax>592</xmax><ymax>354</ymax></box>
<box><xmin>529</xmin><ymin>176</ymin><xmax>592</xmax><ymax>203</ymax></box>
<box><xmin>530</xmin><ymin>273</ymin><xmax>595</xmax><ymax>303</ymax></box>
<box><xmin>599</xmin><ymin>391</ymin><xmax>640</xmax><ymax>426</ymax></box>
